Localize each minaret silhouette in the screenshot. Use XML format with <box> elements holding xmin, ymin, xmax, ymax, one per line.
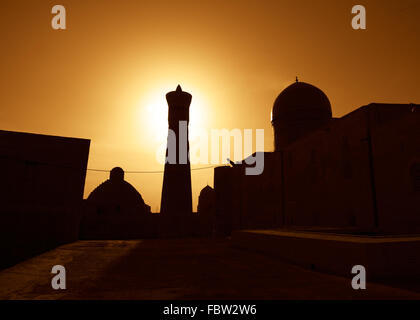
<box><xmin>160</xmin><ymin>85</ymin><xmax>193</xmax><ymax>217</ymax></box>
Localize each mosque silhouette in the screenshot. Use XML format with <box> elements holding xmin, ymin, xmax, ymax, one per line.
<box><xmin>0</xmin><ymin>80</ymin><xmax>419</xmax><ymax>274</ymax></box>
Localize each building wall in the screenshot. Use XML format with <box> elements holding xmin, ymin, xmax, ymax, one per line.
<box><xmin>283</xmin><ymin>108</ymin><xmax>375</xmax><ymax>229</ymax></box>
<box><xmin>371</xmin><ymin>108</ymin><xmax>420</xmax><ymax>233</ymax></box>
<box><xmin>214</xmin><ymin>103</ymin><xmax>420</xmax><ymax>235</ymax></box>
<box><xmin>214</xmin><ymin>166</ymin><xmax>236</xmax><ymax>235</ymax></box>
<box><xmin>0</xmin><ymin>130</ymin><xmax>90</xmax><ymax>269</ymax></box>
<box><xmin>237</xmin><ymin>152</ymin><xmax>282</xmax><ymax>229</ymax></box>
<box><xmin>0</xmin><ymin>130</ymin><xmax>90</xmax><ymax>207</ymax></box>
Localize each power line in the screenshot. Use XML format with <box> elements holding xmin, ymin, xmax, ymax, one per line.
<box><xmin>89</xmin><ymin>165</ymin><xmax>218</xmax><ymax>174</ymax></box>
<box><xmin>0</xmin><ymin>155</ymin><xmax>218</xmax><ymax>174</ymax></box>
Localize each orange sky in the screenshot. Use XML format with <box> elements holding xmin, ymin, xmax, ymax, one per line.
<box><xmin>1</xmin><ymin>0</ymin><xmax>419</xmax><ymax>211</ymax></box>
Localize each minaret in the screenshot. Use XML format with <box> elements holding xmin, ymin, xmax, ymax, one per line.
<box><xmin>160</xmin><ymin>85</ymin><xmax>193</xmax><ymax>217</ymax></box>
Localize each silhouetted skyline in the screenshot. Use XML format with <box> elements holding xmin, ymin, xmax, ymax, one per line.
<box><xmin>1</xmin><ymin>0</ymin><xmax>419</xmax><ymax>211</ymax></box>
<box><xmin>1</xmin><ymin>0</ymin><xmax>420</xmax><ymax>303</ymax></box>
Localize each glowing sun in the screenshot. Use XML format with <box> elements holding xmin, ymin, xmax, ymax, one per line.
<box><xmin>140</xmin><ymin>85</ymin><xmax>208</xmax><ymax>143</ymax></box>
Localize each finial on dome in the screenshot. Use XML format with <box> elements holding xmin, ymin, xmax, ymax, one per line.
<box><xmin>176</xmin><ymin>85</ymin><xmax>182</xmax><ymax>92</ymax></box>
<box><xmin>110</xmin><ymin>167</ymin><xmax>124</xmax><ymax>181</ymax></box>
<box><xmin>296</xmin><ymin>76</ymin><xmax>299</xmax><ymax>83</ymax></box>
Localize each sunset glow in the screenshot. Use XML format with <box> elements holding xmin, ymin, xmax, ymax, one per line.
<box><xmin>139</xmin><ymin>85</ymin><xmax>209</xmax><ymax>144</ymax></box>
<box><xmin>0</xmin><ymin>0</ymin><xmax>419</xmax><ymax>212</ymax></box>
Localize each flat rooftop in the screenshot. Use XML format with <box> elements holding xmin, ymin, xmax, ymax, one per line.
<box><xmin>1</xmin><ymin>238</ymin><xmax>420</xmax><ymax>299</ymax></box>
<box><xmin>241</xmin><ymin>229</ymin><xmax>420</xmax><ymax>243</ymax></box>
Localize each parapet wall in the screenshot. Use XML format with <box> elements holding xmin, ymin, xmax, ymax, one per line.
<box><xmin>0</xmin><ymin>205</ymin><xmax>82</xmax><ymax>270</ymax></box>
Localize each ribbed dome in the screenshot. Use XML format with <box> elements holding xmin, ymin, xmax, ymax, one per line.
<box><xmin>87</xmin><ymin>167</ymin><xmax>147</xmax><ymax>211</ymax></box>
<box><xmin>271</xmin><ymin>81</ymin><xmax>332</xmax><ymax>124</ymax></box>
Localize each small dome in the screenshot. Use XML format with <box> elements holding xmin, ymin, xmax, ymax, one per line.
<box><xmin>271</xmin><ymin>81</ymin><xmax>332</xmax><ymax>124</ymax></box>
<box><xmin>199</xmin><ymin>185</ymin><xmax>214</xmax><ymax>197</ymax></box>
<box><xmin>87</xmin><ymin>167</ymin><xmax>148</xmax><ymax>213</ymax></box>
<box><xmin>198</xmin><ymin>185</ymin><xmax>215</xmax><ymax>213</ymax></box>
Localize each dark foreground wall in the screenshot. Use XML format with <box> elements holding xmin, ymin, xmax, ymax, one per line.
<box><xmin>0</xmin><ymin>130</ymin><xmax>90</xmax><ymax>269</ymax></box>
<box><xmin>0</xmin><ymin>205</ymin><xmax>83</xmax><ymax>269</ymax></box>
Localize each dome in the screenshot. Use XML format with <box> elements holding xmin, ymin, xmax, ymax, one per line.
<box><xmin>271</xmin><ymin>81</ymin><xmax>332</xmax><ymax>124</ymax></box>
<box><xmin>198</xmin><ymin>185</ymin><xmax>215</xmax><ymax>213</ymax></box>
<box><xmin>199</xmin><ymin>185</ymin><xmax>214</xmax><ymax>197</ymax></box>
<box><xmin>87</xmin><ymin>167</ymin><xmax>148</xmax><ymax>213</ymax></box>
<box><xmin>271</xmin><ymin>80</ymin><xmax>333</xmax><ymax>150</ymax></box>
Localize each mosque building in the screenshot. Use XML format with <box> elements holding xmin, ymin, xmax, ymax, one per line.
<box><xmin>79</xmin><ymin>80</ymin><xmax>420</xmax><ymax>238</ymax></box>
<box><xmin>214</xmin><ymin>79</ymin><xmax>420</xmax><ymax>235</ymax></box>
<box><xmin>86</xmin><ymin>167</ymin><xmax>150</xmax><ymax>216</ymax></box>
<box><xmin>80</xmin><ymin>86</ymin><xmax>198</xmax><ymax>239</ymax></box>
<box><xmin>2</xmin><ymin>82</ymin><xmax>417</xmax><ymax>270</ymax></box>
<box><xmin>80</xmin><ymin>167</ymin><xmax>154</xmax><ymax>239</ymax></box>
